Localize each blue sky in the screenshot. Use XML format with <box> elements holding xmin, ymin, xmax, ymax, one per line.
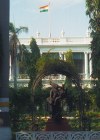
<box><xmin>10</xmin><ymin>0</ymin><xmax>89</xmax><ymax>38</ymax></box>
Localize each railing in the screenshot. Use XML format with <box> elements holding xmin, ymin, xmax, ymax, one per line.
<box><xmin>16</xmin><ymin>131</ymin><xmax>100</xmax><ymax>140</ymax></box>
<box><xmin>9</xmin><ymin>79</ymin><xmax>95</xmax><ymax>88</ymax></box>
<box><xmin>9</xmin><ymin>79</ymin><xmax>29</xmax><ymax>88</ymax></box>
<box><xmin>19</xmin><ymin>37</ymin><xmax>92</xmax><ymax>46</ymax></box>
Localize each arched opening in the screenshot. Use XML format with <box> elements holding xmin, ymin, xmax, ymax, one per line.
<box><xmin>32</xmin><ymin>60</ymin><xmax>86</xmax><ymax>130</ymax></box>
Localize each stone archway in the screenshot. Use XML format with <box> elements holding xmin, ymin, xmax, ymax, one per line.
<box><xmin>32</xmin><ymin>60</ymin><xmax>85</xmax><ymax>130</ymax></box>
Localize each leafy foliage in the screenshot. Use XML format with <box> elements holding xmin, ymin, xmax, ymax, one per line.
<box><xmin>36</xmin><ymin>52</ymin><xmax>58</xmax><ymax>73</ymax></box>
<box><xmin>91</xmin><ymin>34</ymin><xmax>100</xmax><ymax>78</ymax></box>
<box><xmin>93</xmin><ymin>81</ymin><xmax>100</xmax><ymax>108</ymax></box>
<box><xmin>86</xmin><ymin>0</ymin><xmax>100</xmax><ymax>79</ymax></box>
<box><xmin>9</xmin><ymin>23</ymin><xmax>28</xmax><ymax>64</ymax></box>
<box><xmin>22</xmin><ymin>38</ymin><xmax>41</xmax><ymax>88</ymax></box>
<box><xmin>64</xmin><ymin>49</ymin><xmax>74</xmax><ymax>65</ymax></box>
<box><xmin>9</xmin><ymin>87</ymin><xmax>32</xmax><ymax>131</ymax></box>
<box><xmin>34</xmin><ymin>56</ymin><xmax>80</xmax><ymax>92</ymax></box>
<box><xmin>86</xmin><ymin>1</ymin><xmax>100</xmax><ymax>111</ymax></box>
<box><xmin>9</xmin><ymin>87</ymin><xmax>49</xmax><ymax>131</ymax></box>
<box><xmin>9</xmin><ymin>22</ymin><xmax>28</xmax><ymax>88</ymax></box>
<box><xmin>18</xmin><ymin>44</ymin><xmax>28</xmax><ymax>74</ymax></box>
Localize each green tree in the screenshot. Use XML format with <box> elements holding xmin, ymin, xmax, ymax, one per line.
<box><xmin>23</xmin><ymin>38</ymin><xmax>41</xmax><ymax>88</ymax></box>
<box><xmin>18</xmin><ymin>44</ymin><xmax>28</xmax><ymax>76</ymax></box>
<box><xmin>64</xmin><ymin>49</ymin><xmax>75</xmax><ymax>88</ymax></box>
<box><xmin>9</xmin><ymin>87</ymin><xmax>32</xmax><ymax>131</ymax></box>
<box><xmin>9</xmin><ymin>22</ymin><xmax>28</xmax><ymax>89</ymax></box>
<box><xmin>20</xmin><ymin>38</ymin><xmax>41</xmax><ymax>123</ymax></box>
<box><xmin>64</xmin><ymin>49</ymin><xmax>74</xmax><ymax>65</ymax></box>
<box><xmin>86</xmin><ymin>0</ymin><xmax>100</xmax><ymax>79</ymax></box>
<box><xmin>86</xmin><ymin>0</ymin><xmax>100</xmax><ymax>109</ymax></box>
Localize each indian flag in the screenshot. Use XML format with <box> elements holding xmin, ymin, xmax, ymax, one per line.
<box><xmin>39</xmin><ymin>5</ymin><xmax>49</xmax><ymax>12</ymax></box>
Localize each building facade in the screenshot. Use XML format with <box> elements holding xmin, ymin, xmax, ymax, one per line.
<box><xmin>9</xmin><ymin>36</ymin><xmax>93</xmax><ymax>87</ymax></box>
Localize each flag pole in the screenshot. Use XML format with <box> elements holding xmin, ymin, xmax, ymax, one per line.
<box><xmin>48</xmin><ymin>1</ymin><xmax>51</xmax><ymax>38</ymax></box>
<box><xmin>39</xmin><ymin>2</ymin><xmax>51</xmax><ymax>38</ymax></box>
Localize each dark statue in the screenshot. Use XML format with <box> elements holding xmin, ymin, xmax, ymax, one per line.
<box><xmin>47</xmin><ymin>80</ymin><xmax>67</xmax><ymax>123</ymax></box>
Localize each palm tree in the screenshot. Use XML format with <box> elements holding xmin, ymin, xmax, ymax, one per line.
<box><xmin>9</xmin><ymin>23</ymin><xmax>28</xmax><ymax>89</ymax></box>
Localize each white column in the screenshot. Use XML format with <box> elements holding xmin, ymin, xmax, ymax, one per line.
<box><xmin>59</xmin><ymin>52</ymin><xmax>63</xmax><ymax>79</ymax></box>
<box><xmin>59</xmin><ymin>52</ymin><xmax>63</xmax><ymax>60</ymax></box>
<box><xmin>84</xmin><ymin>52</ymin><xmax>89</xmax><ymax>79</ymax></box>
<box><xmin>89</xmin><ymin>52</ymin><xmax>92</xmax><ymax>79</ymax></box>
<box><xmin>40</xmin><ymin>52</ymin><xmax>43</xmax><ymax>56</ymax></box>
<box><xmin>63</xmin><ymin>52</ymin><xmax>66</xmax><ymax>61</ymax></box>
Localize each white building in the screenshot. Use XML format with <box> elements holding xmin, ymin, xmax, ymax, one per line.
<box><xmin>9</xmin><ymin>35</ymin><xmax>93</xmax><ymax>87</ymax></box>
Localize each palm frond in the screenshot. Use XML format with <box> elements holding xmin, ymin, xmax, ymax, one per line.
<box><xmin>16</xmin><ymin>27</ymin><xmax>28</xmax><ymax>34</ymax></box>
<box><xmin>9</xmin><ymin>22</ymin><xmax>16</xmax><ymax>33</ymax></box>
